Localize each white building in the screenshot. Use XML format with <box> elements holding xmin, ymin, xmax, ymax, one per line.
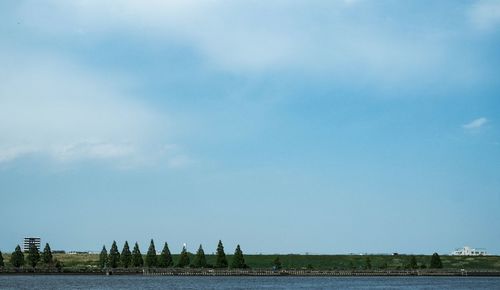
<box><xmin>451</xmin><ymin>246</ymin><xmax>488</xmax><ymax>256</ymax></box>
<box><xmin>23</xmin><ymin>237</ymin><xmax>41</xmax><ymax>252</ymax></box>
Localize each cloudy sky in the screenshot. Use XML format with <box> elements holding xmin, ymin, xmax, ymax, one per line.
<box><xmin>1</xmin><ymin>0</ymin><xmax>499</xmax><ymax>254</ymax></box>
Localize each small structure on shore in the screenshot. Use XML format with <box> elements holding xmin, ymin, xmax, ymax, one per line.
<box><xmin>23</xmin><ymin>237</ymin><xmax>41</xmax><ymax>252</ymax></box>
<box><xmin>451</xmin><ymin>246</ymin><xmax>488</xmax><ymax>256</ymax></box>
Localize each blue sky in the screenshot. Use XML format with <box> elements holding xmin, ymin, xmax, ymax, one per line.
<box><xmin>1</xmin><ymin>0</ymin><xmax>500</xmax><ymax>255</ymax></box>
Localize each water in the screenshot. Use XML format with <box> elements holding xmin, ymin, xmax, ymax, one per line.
<box><xmin>0</xmin><ymin>275</ymin><xmax>499</xmax><ymax>289</ymax></box>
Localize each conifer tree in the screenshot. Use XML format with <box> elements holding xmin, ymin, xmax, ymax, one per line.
<box><xmin>27</xmin><ymin>243</ymin><xmax>40</xmax><ymax>268</ymax></box>
<box><xmin>231</xmin><ymin>245</ymin><xmax>247</xmax><ymax>269</ymax></box>
<box><xmin>99</xmin><ymin>245</ymin><xmax>108</xmax><ymax>268</ymax></box>
<box><xmin>132</xmin><ymin>242</ymin><xmax>144</xmax><ymax>267</ymax></box>
<box><xmin>193</xmin><ymin>244</ymin><xmax>207</xmax><ymax>268</ymax></box>
<box><xmin>158</xmin><ymin>242</ymin><xmax>173</xmax><ymax>268</ymax></box>
<box><xmin>11</xmin><ymin>246</ymin><xmax>25</xmax><ymax>268</ymax></box>
<box><xmin>364</xmin><ymin>257</ymin><xmax>372</xmax><ymax>270</ymax></box>
<box><xmin>409</xmin><ymin>255</ymin><xmax>418</xmax><ymax>269</ymax></box>
<box><xmin>348</xmin><ymin>261</ymin><xmax>355</xmax><ymax>269</ymax></box>
<box><xmin>41</xmin><ymin>243</ymin><xmax>53</xmax><ymax>265</ymax></box>
<box><xmin>430</xmin><ymin>252</ymin><xmax>443</xmax><ymax>269</ymax></box>
<box><xmin>177</xmin><ymin>246</ymin><xmax>190</xmax><ymax>268</ymax></box>
<box><xmin>273</xmin><ymin>256</ymin><xmax>282</xmax><ymax>270</ymax></box>
<box><xmin>0</xmin><ymin>251</ymin><xmax>4</xmax><ymax>267</ymax></box>
<box><xmin>121</xmin><ymin>241</ymin><xmax>132</xmax><ymax>268</ymax></box>
<box><xmin>215</xmin><ymin>240</ymin><xmax>228</xmax><ymax>268</ymax></box>
<box><xmin>108</xmin><ymin>241</ymin><xmax>121</xmax><ymax>268</ymax></box>
<box><xmin>145</xmin><ymin>239</ymin><xmax>157</xmax><ymax>268</ymax></box>
<box><xmin>54</xmin><ymin>259</ymin><xmax>63</xmax><ymax>270</ymax></box>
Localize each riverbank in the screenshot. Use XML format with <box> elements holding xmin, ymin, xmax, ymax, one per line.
<box><xmin>2</xmin><ymin>253</ymin><xmax>499</xmax><ymax>276</ymax></box>
<box><xmin>1</xmin><ymin>268</ymin><xmax>500</xmax><ymax>276</ymax></box>
<box><xmin>3</xmin><ymin>253</ymin><xmax>499</xmax><ymax>270</ymax></box>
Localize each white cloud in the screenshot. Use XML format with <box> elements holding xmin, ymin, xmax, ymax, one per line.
<box><xmin>0</xmin><ymin>146</ymin><xmax>39</xmax><ymax>163</ymax></box>
<box><xmin>15</xmin><ymin>0</ymin><xmax>455</xmax><ymax>82</ymax></box>
<box><xmin>463</xmin><ymin>117</ymin><xmax>488</xmax><ymax>130</ymax></box>
<box><xmin>0</xmin><ymin>49</ymin><xmax>188</xmax><ymax>168</ymax></box>
<box><xmin>54</xmin><ymin>141</ymin><xmax>135</xmax><ymax>161</ymax></box>
<box><xmin>469</xmin><ymin>0</ymin><xmax>500</xmax><ymax>30</ymax></box>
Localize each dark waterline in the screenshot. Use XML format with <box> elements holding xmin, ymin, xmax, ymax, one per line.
<box><xmin>1</xmin><ymin>275</ymin><xmax>500</xmax><ymax>290</ymax></box>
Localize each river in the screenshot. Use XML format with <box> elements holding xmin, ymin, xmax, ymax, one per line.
<box><xmin>0</xmin><ymin>275</ymin><xmax>499</xmax><ymax>289</ymax></box>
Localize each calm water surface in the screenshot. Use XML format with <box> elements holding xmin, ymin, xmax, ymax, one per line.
<box><xmin>0</xmin><ymin>275</ymin><xmax>499</xmax><ymax>289</ymax></box>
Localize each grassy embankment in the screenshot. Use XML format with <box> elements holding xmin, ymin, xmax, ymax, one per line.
<box><xmin>2</xmin><ymin>253</ymin><xmax>500</xmax><ymax>270</ymax></box>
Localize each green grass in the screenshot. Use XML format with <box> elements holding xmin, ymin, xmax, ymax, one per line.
<box><xmin>2</xmin><ymin>253</ymin><xmax>500</xmax><ymax>270</ymax></box>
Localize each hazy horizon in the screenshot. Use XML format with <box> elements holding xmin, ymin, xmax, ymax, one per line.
<box><xmin>1</xmin><ymin>0</ymin><xmax>499</xmax><ymax>255</ymax></box>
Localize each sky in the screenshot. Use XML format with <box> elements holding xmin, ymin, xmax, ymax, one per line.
<box><xmin>1</xmin><ymin>0</ymin><xmax>500</xmax><ymax>255</ymax></box>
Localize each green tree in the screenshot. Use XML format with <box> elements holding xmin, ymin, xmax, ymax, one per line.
<box><xmin>99</xmin><ymin>245</ymin><xmax>108</xmax><ymax>268</ymax></box>
<box><xmin>27</xmin><ymin>243</ymin><xmax>40</xmax><ymax>268</ymax></box>
<box><xmin>231</xmin><ymin>244</ymin><xmax>247</xmax><ymax>269</ymax></box>
<box><xmin>430</xmin><ymin>252</ymin><xmax>443</xmax><ymax>269</ymax></box>
<box><xmin>108</xmin><ymin>241</ymin><xmax>120</xmax><ymax>268</ymax></box>
<box><xmin>348</xmin><ymin>261</ymin><xmax>355</xmax><ymax>270</ymax></box>
<box><xmin>54</xmin><ymin>259</ymin><xmax>63</xmax><ymax>270</ymax></box>
<box><xmin>408</xmin><ymin>255</ymin><xmax>418</xmax><ymax>269</ymax></box>
<box><xmin>177</xmin><ymin>246</ymin><xmax>190</xmax><ymax>268</ymax></box>
<box><xmin>0</xmin><ymin>251</ymin><xmax>4</xmax><ymax>267</ymax></box>
<box><xmin>193</xmin><ymin>244</ymin><xmax>207</xmax><ymax>268</ymax></box>
<box><xmin>272</xmin><ymin>256</ymin><xmax>282</xmax><ymax>270</ymax></box>
<box><xmin>145</xmin><ymin>239</ymin><xmax>157</xmax><ymax>268</ymax></box>
<box><xmin>158</xmin><ymin>242</ymin><xmax>173</xmax><ymax>268</ymax></box>
<box><xmin>215</xmin><ymin>240</ymin><xmax>228</xmax><ymax>268</ymax></box>
<box><xmin>132</xmin><ymin>242</ymin><xmax>144</xmax><ymax>267</ymax></box>
<box><xmin>121</xmin><ymin>241</ymin><xmax>132</xmax><ymax>268</ymax></box>
<box><xmin>41</xmin><ymin>243</ymin><xmax>53</xmax><ymax>265</ymax></box>
<box><xmin>364</xmin><ymin>257</ymin><xmax>372</xmax><ymax>270</ymax></box>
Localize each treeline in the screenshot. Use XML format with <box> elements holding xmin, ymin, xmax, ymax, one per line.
<box><xmin>0</xmin><ymin>243</ymin><xmax>62</xmax><ymax>269</ymax></box>
<box><xmin>99</xmin><ymin>239</ymin><xmax>247</xmax><ymax>269</ymax></box>
<box><xmin>0</xmin><ymin>242</ymin><xmax>444</xmax><ymax>271</ymax></box>
<box><xmin>352</xmin><ymin>253</ymin><xmax>443</xmax><ymax>271</ymax></box>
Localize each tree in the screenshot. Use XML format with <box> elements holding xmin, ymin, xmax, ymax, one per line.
<box><xmin>231</xmin><ymin>245</ymin><xmax>247</xmax><ymax>269</ymax></box>
<box><xmin>145</xmin><ymin>239</ymin><xmax>157</xmax><ymax>268</ymax></box>
<box><xmin>272</xmin><ymin>256</ymin><xmax>282</xmax><ymax>270</ymax></box>
<box><xmin>27</xmin><ymin>243</ymin><xmax>40</xmax><ymax>268</ymax></box>
<box><xmin>132</xmin><ymin>242</ymin><xmax>144</xmax><ymax>267</ymax></box>
<box><xmin>177</xmin><ymin>246</ymin><xmax>190</xmax><ymax>268</ymax></box>
<box><xmin>120</xmin><ymin>241</ymin><xmax>132</xmax><ymax>268</ymax></box>
<box><xmin>41</xmin><ymin>243</ymin><xmax>53</xmax><ymax>265</ymax></box>
<box><xmin>11</xmin><ymin>245</ymin><xmax>25</xmax><ymax>268</ymax></box>
<box><xmin>408</xmin><ymin>255</ymin><xmax>418</xmax><ymax>270</ymax></box>
<box><xmin>108</xmin><ymin>241</ymin><xmax>121</xmax><ymax>268</ymax></box>
<box><xmin>348</xmin><ymin>261</ymin><xmax>355</xmax><ymax>270</ymax></box>
<box><xmin>215</xmin><ymin>240</ymin><xmax>228</xmax><ymax>268</ymax></box>
<box><xmin>0</xmin><ymin>251</ymin><xmax>4</xmax><ymax>267</ymax></box>
<box><xmin>54</xmin><ymin>259</ymin><xmax>63</xmax><ymax>271</ymax></box>
<box><xmin>99</xmin><ymin>245</ymin><xmax>108</xmax><ymax>268</ymax></box>
<box><xmin>364</xmin><ymin>257</ymin><xmax>372</xmax><ymax>270</ymax></box>
<box><xmin>193</xmin><ymin>244</ymin><xmax>207</xmax><ymax>268</ymax></box>
<box><xmin>430</xmin><ymin>252</ymin><xmax>443</xmax><ymax>269</ymax></box>
<box><xmin>158</xmin><ymin>242</ymin><xmax>173</xmax><ymax>268</ymax></box>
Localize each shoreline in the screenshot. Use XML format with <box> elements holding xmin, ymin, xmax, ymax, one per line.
<box><xmin>1</xmin><ymin>269</ymin><xmax>500</xmax><ymax>277</ymax></box>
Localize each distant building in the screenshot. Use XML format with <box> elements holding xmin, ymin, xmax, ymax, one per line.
<box><xmin>68</xmin><ymin>251</ymin><xmax>95</xmax><ymax>255</ymax></box>
<box><xmin>23</xmin><ymin>237</ymin><xmax>41</xmax><ymax>252</ymax></box>
<box><xmin>451</xmin><ymin>246</ymin><xmax>488</xmax><ymax>256</ymax></box>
